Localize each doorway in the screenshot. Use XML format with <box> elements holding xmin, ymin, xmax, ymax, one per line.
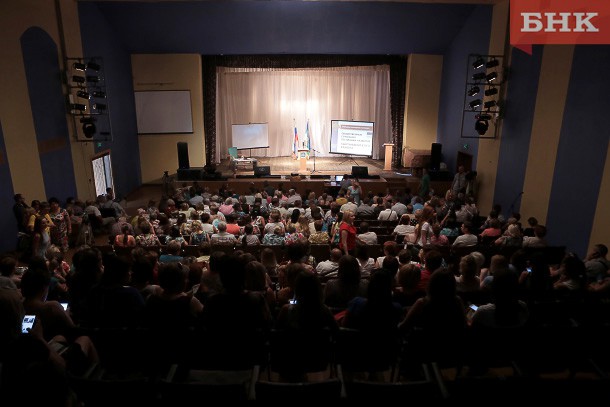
<box><xmin>456</xmin><ymin>151</ymin><xmax>473</xmax><ymax>172</ymax></box>
<box><xmin>91</xmin><ymin>150</ymin><xmax>114</xmax><ymax>198</ymax></box>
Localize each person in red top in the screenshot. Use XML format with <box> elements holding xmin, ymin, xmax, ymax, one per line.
<box><xmin>340</xmin><ymin>210</ymin><xmax>358</xmax><ymax>256</ymax></box>
<box><xmin>224</xmin><ymin>214</ymin><xmax>241</xmax><ymax>236</ymax></box>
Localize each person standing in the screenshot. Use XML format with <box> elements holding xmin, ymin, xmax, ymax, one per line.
<box><xmin>418</xmin><ymin>168</ymin><xmax>430</xmax><ymax>200</ymax></box>
<box><xmin>347</xmin><ymin>179</ymin><xmax>362</xmax><ymax>206</ymax></box>
<box><xmin>48</xmin><ymin>197</ymin><xmax>71</xmax><ymax>253</ymax></box>
<box><xmin>452</xmin><ymin>165</ymin><xmax>466</xmax><ymax>194</ymax></box>
<box><xmin>339</xmin><ymin>210</ymin><xmax>358</xmax><ymax>256</ymax></box>
<box><xmin>12</xmin><ymin>194</ymin><xmax>29</xmax><ymax>233</ymax></box>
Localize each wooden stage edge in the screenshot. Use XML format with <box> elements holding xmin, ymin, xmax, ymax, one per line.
<box><xmin>156</xmin><ymin>174</ymin><xmax>453</xmax><ymax>198</ymax></box>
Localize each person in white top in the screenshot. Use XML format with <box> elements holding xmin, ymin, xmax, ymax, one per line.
<box><xmin>356</xmin><ymin>222</ymin><xmax>377</xmax><ymax>245</ymax></box>
<box><xmin>413</xmin><ymin>207</ymin><xmax>435</xmax><ymax>247</ymax></box>
<box><xmin>316</xmin><ymin>248</ymin><xmax>343</xmax><ymax>279</ymax></box>
<box><xmin>377</xmin><ymin>201</ymin><xmax>398</xmax><ymax>221</ymax></box>
<box><xmin>452</xmin><ymin>221</ymin><xmax>479</xmax><ymax>247</ymax></box>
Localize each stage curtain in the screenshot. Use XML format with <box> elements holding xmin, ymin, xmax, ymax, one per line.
<box><xmin>202</xmin><ymin>55</ymin><xmax>406</xmax><ymax>168</ymax></box>
<box><xmin>215</xmin><ymin>66</ymin><xmax>391</xmax><ymax>162</ymax></box>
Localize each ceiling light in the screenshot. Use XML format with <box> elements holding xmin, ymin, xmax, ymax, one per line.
<box><xmin>80</xmin><ymin>117</ymin><xmax>96</xmax><ymax>138</ymax></box>
<box><xmin>87</xmin><ymin>76</ymin><xmax>101</xmax><ymax>83</ymax></box>
<box><xmin>486</xmin><ymin>59</ymin><xmax>499</xmax><ymax>68</ymax></box>
<box><xmin>76</xmin><ymin>90</ymin><xmax>90</xmax><ymax>99</ymax></box>
<box><xmin>472</xmin><ymin>57</ymin><xmax>485</xmax><ymax>70</ymax></box>
<box><xmin>485</xmin><ymin>87</ymin><xmax>498</xmax><ymax>96</ymax></box>
<box><xmin>486</xmin><ymin>72</ymin><xmax>498</xmax><ymax>82</ymax></box>
<box><xmin>72</xmin><ymin>75</ymin><xmax>86</xmax><ymax>84</ymax></box>
<box><xmin>469</xmin><ymin>99</ymin><xmax>482</xmax><ymax>110</ymax></box>
<box><xmin>72</xmin><ymin>62</ymin><xmax>86</xmax><ymax>71</ymax></box>
<box><xmin>472</xmin><ymin>72</ymin><xmax>486</xmax><ymax>81</ymax></box>
<box><xmin>468</xmin><ymin>86</ymin><xmax>480</xmax><ymax>97</ymax></box>
<box><xmin>70</xmin><ymin>103</ymin><xmax>87</xmax><ymax>112</ymax></box>
<box><xmin>475</xmin><ymin>119</ymin><xmax>489</xmax><ymax>135</ymax></box>
<box><xmin>92</xmin><ymin>103</ymin><xmax>107</xmax><ymax>112</ymax></box>
<box><xmin>484</xmin><ymin>100</ymin><xmax>497</xmax><ymax>109</ymax></box>
<box><xmin>86</xmin><ymin>61</ymin><xmax>101</xmax><ymax>71</ymax></box>
<box><xmin>91</xmin><ymin>91</ymin><xmax>106</xmax><ymax>98</ymax></box>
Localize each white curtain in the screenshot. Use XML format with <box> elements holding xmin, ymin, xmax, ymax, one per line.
<box><xmin>215</xmin><ymin>65</ymin><xmax>392</xmax><ymax>163</ymax></box>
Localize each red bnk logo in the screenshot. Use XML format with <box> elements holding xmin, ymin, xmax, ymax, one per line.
<box><xmin>511</xmin><ymin>0</ymin><xmax>610</xmax><ymax>54</ymax></box>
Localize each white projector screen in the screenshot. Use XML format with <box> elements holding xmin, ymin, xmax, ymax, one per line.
<box><xmin>135</xmin><ymin>91</ymin><xmax>193</xmax><ymax>134</ymax></box>
<box><xmin>330</xmin><ymin>120</ymin><xmax>374</xmax><ymax>157</ymax></box>
<box><xmin>232</xmin><ymin>123</ymin><xmax>269</xmax><ymax>150</ymax></box>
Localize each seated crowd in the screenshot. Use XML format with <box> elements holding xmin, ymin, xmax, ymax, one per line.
<box><xmin>2</xmin><ymin>179</ymin><xmax>609</xmax><ymax>403</ymax></box>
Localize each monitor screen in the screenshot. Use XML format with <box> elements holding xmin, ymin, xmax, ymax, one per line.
<box><xmin>335</xmin><ymin>175</ymin><xmax>343</xmax><ymax>182</ymax></box>
<box><xmin>329</xmin><ymin>120</ymin><xmax>374</xmax><ymax>157</ymax></box>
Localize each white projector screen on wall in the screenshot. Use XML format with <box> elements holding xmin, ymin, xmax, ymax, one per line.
<box><xmin>135</xmin><ymin>90</ymin><xmax>193</xmax><ymax>134</ymax></box>
<box><xmin>231</xmin><ymin>123</ymin><xmax>269</xmax><ymax>150</ymax></box>
<box><xmin>330</xmin><ymin>120</ymin><xmax>374</xmax><ymax>157</ymax></box>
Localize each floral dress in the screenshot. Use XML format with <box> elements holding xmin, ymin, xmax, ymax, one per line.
<box><xmin>49</xmin><ymin>208</ymin><xmax>70</xmax><ymax>252</ymax></box>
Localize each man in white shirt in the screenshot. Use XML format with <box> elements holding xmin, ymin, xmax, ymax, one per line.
<box><xmin>340</xmin><ymin>196</ymin><xmax>358</xmax><ymax>214</ymax></box>
<box><xmin>316</xmin><ymin>248</ymin><xmax>343</xmax><ymax>279</ymax></box>
<box><xmin>357</xmin><ymin>222</ymin><xmax>377</xmax><ymax>245</ymax></box>
<box><xmin>390</xmin><ymin>199</ymin><xmax>408</xmax><ymax>217</ymax></box>
<box><xmin>356</xmin><ymin>199</ymin><xmax>375</xmax><ymax>218</ymax></box>
<box><xmin>377</xmin><ymin>201</ymin><xmax>398</xmax><ymax>221</ymax></box>
<box><xmin>210</xmin><ymin>221</ymin><xmax>236</xmax><ymax>245</ymax></box>
<box><xmin>452</xmin><ymin>221</ymin><xmax>478</xmax><ymax>247</ymax></box>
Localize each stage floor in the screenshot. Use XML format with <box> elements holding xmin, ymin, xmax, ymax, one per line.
<box><xmin>218</xmin><ymin>156</ymin><xmax>391</xmax><ymax>178</ymax></box>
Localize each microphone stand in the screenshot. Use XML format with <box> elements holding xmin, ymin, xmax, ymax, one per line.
<box><xmin>310</xmin><ymin>148</ymin><xmax>321</xmax><ymax>174</ymax></box>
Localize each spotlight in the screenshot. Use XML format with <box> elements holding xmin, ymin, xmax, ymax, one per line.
<box><xmin>92</xmin><ymin>103</ymin><xmax>107</xmax><ymax>112</ymax></box>
<box><xmin>91</xmin><ymin>91</ymin><xmax>106</xmax><ymax>98</ymax></box>
<box><xmin>72</xmin><ymin>62</ymin><xmax>86</xmax><ymax>71</ymax></box>
<box><xmin>472</xmin><ymin>57</ymin><xmax>485</xmax><ymax>70</ymax></box>
<box><xmin>477</xmin><ymin>113</ymin><xmax>493</xmax><ymax>121</ymax></box>
<box><xmin>484</xmin><ymin>87</ymin><xmax>498</xmax><ymax>96</ymax></box>
<box><xmin>484</xmin><ymin>100</ymin><xmax>497</xmax><ymax>109</ymax></box>
<box><xmin>468</xmin><ymin>86</ymin><xmax>480</xmax><ymax>97</ymax></box>
<box><xmin>475</xmin><ymin>119</ymin><xmax>489</xmax><ymax>135</ymax></box>
<box><xmin>80</xmin><ymin>117</ymin><xmax>96</xmax><ymax>138</ymax></box>
<box><xmin>486</xmin><ymin>59</ymin><xmax>499</xmax><ymax>68</ymax></box>
<box><xmin>486</xmin><ymin>72</ymin><xmax>498</xmax><ymax>82</ymax></box>
<box><xmin>72</xmin><ymin>75</ymin><xmax>86</xmax><ymax>84</ymax></box>
<box><xmin>76</xmin><ymin>90</ymin><xmax>90</xmax><ymax>99</ymax></box>
<box><xmin>469</xmin><ymin>99</ymin><xmax>482</xmax><ymax>110</ymax></box>
<box><xmin>86</xmin><ymin>61</ymin><xmax>101</xmax><ymax>71</ymax></box>
<box><xmin>69</xmin><ymin>103</ymin><xmax>87</xmax><ymax>112</ymax></box>
<box><xmin>472</xmin><ymin>72</ymin><xmax>486</xmax><ymax>81</ymax></box>
<box><xmin>86</xmin><ymin>76</ymin><xmax>100</xmax><ymax>83</ymax></box>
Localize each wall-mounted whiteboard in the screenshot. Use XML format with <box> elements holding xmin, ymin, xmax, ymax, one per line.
<box><xmin>135</xmin><ymin>90</ymin><xmax>193</xmax><ymax>134</ymax></box>
<box><xmin>232</xmin><ymin>123</ymin><xmax>269</xmax><ymax>150</ymax></box>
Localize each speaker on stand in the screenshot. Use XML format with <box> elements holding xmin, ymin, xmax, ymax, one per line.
<box><xmin>430</xmin><ymin>143</ymin><xmax>442</xmax><ymax>171</ymax></box>
<box><xmin>177</xmin><ymin>142</ymin><xmax>190</xmax><ymax>169</ymax></box>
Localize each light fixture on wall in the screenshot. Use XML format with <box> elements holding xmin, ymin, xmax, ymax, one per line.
<box><xmin>462</xmin><ymin>54</ymin><xmax>505</xmax><ymax>139</ymax></box>
<box><xmin>484</xmin><ymin>87</ymin><xmax>498</xmax><ymax>96</ymax></box>
<box><xmin>472</xmin><ymin>57</ymin><xmax>485</xmax><ymax>70</ymax></box>
<box><xmin>80</xmin><ymin>117</ymin><xmax>96</xmax><ymax>138</ymax></box>
<box><xmin>66</xmin><ymin>56</ymin><xmax>111</xmax><ymax>142</ymax></box>
<box><xmin>486</xmin><ymin>58</ymin><xmax>499</xmax><ymax>68</ymax></box>
<box><xmin>472</xmin><ymin>72</ymin><xmax>486</xmax><ymax>81</ymax></box>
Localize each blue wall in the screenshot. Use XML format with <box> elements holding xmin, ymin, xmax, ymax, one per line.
<box><xmin>493</xmin><ymin>46</ymin><xmax>543</xmax><ymax>218</ymax></box>
<box><xmin>0</xmin><ymin>122</ymin><xmax>16</xmax><ymax>252</ymax></box>
<box><xmin>21</xmin><ymin>27</ymin><xmax>77</xmax><ymax>202</ymax></box>
<box><xmin>93</xmin><ymin>1</ymin><xmax>477</xmax><ymax>55</ymax></box>
<box><xmin>79</xmin><ymin>3</ymin><xmax>141</xmax><ymax>200</ymax></box>
<box><xmin>437</xmin><ymin>6</ymin><xmax>493</xmax><ymax>174</ymax></box>
<box><xmin>546</xmin><ymin>45</ymin><xmax>610</xmax><ymax>257</ymax></box>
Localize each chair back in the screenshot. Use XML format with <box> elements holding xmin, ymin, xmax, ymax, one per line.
<box><xmin>228</xmin><ymin>147</ymin><xmax>238</xmax><ymax>159</ymax></box>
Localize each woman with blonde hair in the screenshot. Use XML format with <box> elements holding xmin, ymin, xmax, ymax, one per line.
<box><xmin>413</xmin><ymin>206</ymin><xmax>435</xmax><ymax>248</ymax></box>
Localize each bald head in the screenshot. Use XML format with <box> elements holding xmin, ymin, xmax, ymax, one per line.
<box><xmin>330</xmin><ymin>248</ymin><xmax>343</xmax><ymax>262</ymax></box>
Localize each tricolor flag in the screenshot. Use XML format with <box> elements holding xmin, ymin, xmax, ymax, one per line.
<box><xmin>305</xmin><ymin>119</ymin><xmax>311</xmax><ymax>158</ymax></box>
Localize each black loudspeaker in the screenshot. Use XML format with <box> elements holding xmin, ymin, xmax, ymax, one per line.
<box><xmin>254</xmin><ymin>166</ymin><xmax>271</xmax><ymax>177</ymax></box>
<box><xmin>351</xmin><ymin>166</ymin><xmax>369</xmax><ymax>178</ymax></box>
<box><xmin>177</xmin><ymin>142</ymin><xmax>190</xmax><ymax>169</ymax></box>
<box><xmin>430</xmin><ymin>143</ymin><xmax>442</xmax><ymax>171</ymax></box>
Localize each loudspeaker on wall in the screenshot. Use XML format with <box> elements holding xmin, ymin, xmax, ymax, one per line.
<box><xmin>177</xmin><ymin>142</ymin><xmax>190</xmax><ymax>169</ymax></box>
<box><xmin>430</xmin><ymin>143</ymin><xmax>442</xmax><ymax>171</ymax></box>
<box><xmin>254</xmin><ymin>166</ymin><xmax>271</xmax><ymax>177</ymax></box>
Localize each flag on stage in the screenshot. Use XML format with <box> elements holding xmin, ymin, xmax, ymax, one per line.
<box><xmin>306</xmin><ymin>119</ymin><xmax>311</xmax><ymax>158</ymax></box>
<box><xmin>292</xmin><ymin>123</ymin><xmax>299</xmax><ymax>159</ymax></box>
